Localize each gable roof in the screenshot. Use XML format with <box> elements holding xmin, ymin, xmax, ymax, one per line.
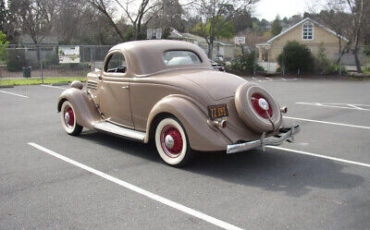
<box><xmin>257</xmin><ymin>17</ymin><xmax>348</xmax><ymax>46</ymax></box>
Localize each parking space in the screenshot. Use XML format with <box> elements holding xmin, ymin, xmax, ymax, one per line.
<box><xmin>1</xmin><ymin>79</ymin><xmax>369</xmax><ymax>230</ymax></box>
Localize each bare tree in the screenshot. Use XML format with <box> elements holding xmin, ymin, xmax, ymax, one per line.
<box><xmin>54</xmin><ymin>0</ymin><xmax>85</xmax><ymax>44</ymax></box>
<box><xmin>88</xmin><ymin>0</ymin><xmax>126</xmax><ymax>40</ymax></box>
<box><xmin>147</xmin><ymin>0</ymin><xmax>185</xmax><ymax>33</ymax></box>
<box><xmin>9</xmin><ymin>0</ymin><xmax>56</xmax><ymax>44</ymax></box>
<box><xmin>8</xmin><ymin>0</ymin><xmax>56</xmax><ymax>68</ymax></box>
<box><xmin>114</xmin><ymin>0</ymin><xmax>161</xmax><ymax>40</ymax></box>
<box><xmin>346</xmin><ymin>0</ymin><xmax>367</xmax><ymax>72</ymax></box>
<box><xmin>317</xmin><ymin>0</ymin><xmax>368</xmax><ymax>72</ymax></box>
<box><xmin>312</xmin><ymin>9</ymin><xmax>351</xmax><ymax>64</ymax></box>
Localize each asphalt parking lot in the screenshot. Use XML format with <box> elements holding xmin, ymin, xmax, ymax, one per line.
<box><xmin>1</xmin><ymin>78</ymin><xmax>369</xmax><ymax>230</ymax></box>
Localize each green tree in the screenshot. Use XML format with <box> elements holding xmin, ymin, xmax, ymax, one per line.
<box><xmin>193</xmin><ymin>0</ymin><xmax>259</xmax><ymax>59</ymax></box>
<box><xmin>232</xmin><ymin>8</ymin><xmax>253</xmax><ymax>33</ymax></box>
<box><xmin>277</xmin><ymin>41</ymin><xmax>314</xmax><ymax>74</ymax></box>
<box><xmin>192</xmin><ymin>15</ymin><xmax>235</xmax><ymax>58</ymax></box>
<box><xmin>0</xmin><ymin>30</ymin><xmax>9</xmax><ymax>61</ymax></box>
<box><xmin>0</xmin><ymin>0</ymin><xmax>7</xmax><ymax>32</ymax></box>
<box><xmin>271</xmin><ymin>16</ymin><xmax>282</xmax><ymax>36</ymax></box>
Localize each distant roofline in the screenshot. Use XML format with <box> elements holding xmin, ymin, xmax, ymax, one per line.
<box><xmin>256</xmin><ymin>17</ymin><xmax>349</xmax><ymax>46</ymax></box>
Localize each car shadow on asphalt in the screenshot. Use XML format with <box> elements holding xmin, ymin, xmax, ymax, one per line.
<box><xmin>79</xmin><ymin>131</ymin><xmax>364</xmax><ymax>197</ymax></box>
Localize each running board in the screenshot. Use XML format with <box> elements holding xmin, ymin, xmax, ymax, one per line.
<box><xmin>92</xmin><ymin>121</ymin><xmax>146</xmax><ymax>141</ymax></box>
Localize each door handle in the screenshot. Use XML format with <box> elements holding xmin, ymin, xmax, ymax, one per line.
<box><xmin>122</xmin><ymin>86</ymin><xmax>129</xmax><ymax>89</ymax></box>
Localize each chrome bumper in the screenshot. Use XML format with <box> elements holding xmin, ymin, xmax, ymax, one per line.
<box><xmin>226</xmin><ymin>125</ymin><xmax>300</xmax><ymax>154</ymax></box>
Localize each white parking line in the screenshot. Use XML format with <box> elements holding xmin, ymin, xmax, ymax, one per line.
<box><xmin>347</xmin><ymin>104</ymin><xmax>363</xmax><ymax>110</ymax></box>
<box><xmin>284</xmin><ymin>116</ymin><xmax>370</xmax><ymax>130</ymax></box>
<box><xmin>40</xmin><ymin>84</ymin><xmax>67</xmax><ymax>90</ymax></box>
<box><xmin>0</xmin><ymin>90</ymin><xmax>29</xmax><ymax>98</ymax></box>
<box><xmin>267</xmin><ymin>146</ymin><xmax>370</xmax><ymax>169</ymax></box>
<box><xmin>28</xmin><ymin>142</ymin><xmax>243</xmax><ymax>230</ymax></box>
<box><xmin>296</xmin><ymin>102</ymin><xmax>370</xmax><ymax>111</ymax></box>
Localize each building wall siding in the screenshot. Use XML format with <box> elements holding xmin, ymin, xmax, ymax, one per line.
<box><xmin>268</xmin><ymin>23</ymin><xmax>346</xmax><ymax>62</ymax></box>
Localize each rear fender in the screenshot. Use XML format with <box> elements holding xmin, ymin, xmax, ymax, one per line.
<box><xmin>57</xmin><ymin>88</ymin><xmax>100</xmax><ymax>129</ymax></box>
<box><xmin>145</xmin><ymin>95</ymin><xmax>231</xmax><ymax>151</ymax></box>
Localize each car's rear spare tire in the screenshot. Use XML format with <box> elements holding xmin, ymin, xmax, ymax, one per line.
<box><xmin>235</xmin><ymin>83</ymin><xmax>282</xmax><ymax>133</ymax></box>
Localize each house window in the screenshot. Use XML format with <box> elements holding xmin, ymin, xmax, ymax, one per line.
<box><xmin>302</xmin><ymin>22</ymin><xmax>314</xmax><ymax>40</ymax></box>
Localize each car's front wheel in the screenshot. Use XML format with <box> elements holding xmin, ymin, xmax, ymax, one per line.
<box><xmin>155</xmin><ymin>117</ymin><xmax>193</xmax><ymax>167</ymax></box>
<box><xmin>60</xmin><ymin>100</ymin><xmax>83</xmax><ymax>136</ymax></box>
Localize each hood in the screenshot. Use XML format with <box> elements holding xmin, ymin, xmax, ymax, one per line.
<box><xmin>165</xmin><ymin>70</ymin><xmax>247</xmax><ymax>101</ymax></box>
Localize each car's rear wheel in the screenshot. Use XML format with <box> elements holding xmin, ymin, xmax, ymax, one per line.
<box><xmin>60</xmin><ymin>100</ymin><xmax>83</xmax><ymax>136</ymax></box>
<box><xmin>155</xmin><ymin>117</ymin><xmax>193</xmax><ymax>167</ymax></box>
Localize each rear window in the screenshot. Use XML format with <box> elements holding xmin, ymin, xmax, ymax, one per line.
<box><xmin>163</xmin><ymin>50</ymin><xmax>201</xmax><ymax>66</ymax></box>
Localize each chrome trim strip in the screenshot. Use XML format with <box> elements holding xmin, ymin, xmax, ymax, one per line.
<box><xmin>226</xmin><ymin>125</ymin><xmax>300</xmax><ymax>154</ymax></box>
<box><xmin>92</xmin><ymin>121</ymin><xmax>146</xmax><ymax>141</ymax></box>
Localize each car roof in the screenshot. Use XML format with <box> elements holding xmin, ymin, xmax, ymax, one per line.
<box><xmin>109</xmin><ymin>40</ymin><xmax>211</xmax><ymax>76</ymax></box>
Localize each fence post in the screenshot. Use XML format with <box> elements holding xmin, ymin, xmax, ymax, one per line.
<box><xmin>40</xmin><ymin>46</ymin><xmax>44</xmax><ymax>84</ymax></box>
<box><xmin>282</xmin><ymin>48</ymin><xmax>285</xmax><ymax>77</ymax></box>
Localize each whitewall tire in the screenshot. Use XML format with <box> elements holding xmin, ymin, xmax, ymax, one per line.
<box><xmin>60</xmin><ymin>100</ymin><xmax>83</xmax><ymax>136</ymax></box>
<box><xmin>155</xmin><ymin>118</ymin><xmax>193</xmax><ymax>167</ymax></box>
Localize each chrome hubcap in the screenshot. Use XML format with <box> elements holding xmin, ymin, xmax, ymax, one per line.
<box><xmin>258</xmin><ymin>98</ymin><xmax>269</xmax><ymax>111</ymax></box>
<box><xmin>165</xmin><ymin>135</ymin><xmax>175</xmax><ymax>149</ymax></box>
<box><xmin>64</xmin><ymin>112</ymin><xmax>70</xmax><ymax>124</ymax></box>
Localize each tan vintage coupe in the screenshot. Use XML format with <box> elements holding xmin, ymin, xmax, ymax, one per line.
<box><xmin>57</xmin><ymin>40</ymin><xmax>300</xmax><ymax>167</ymax></box>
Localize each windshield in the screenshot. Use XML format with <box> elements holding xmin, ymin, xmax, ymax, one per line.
<box><xmin>163</xmin><ymin>50</ymin><xmax>202</xmax><ymax>66</ymax></box>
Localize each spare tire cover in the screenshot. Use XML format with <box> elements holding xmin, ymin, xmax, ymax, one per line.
<box><xmin>235</xmin><ymin>82</ymin><xmax>282</xmax><ymax>133</ymax></box>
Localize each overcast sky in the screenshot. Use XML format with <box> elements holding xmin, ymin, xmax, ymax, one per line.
<box><xmin>254</xmin><ymin>0</ymin><xmax>324</xmax><ymax>21</ymax></box>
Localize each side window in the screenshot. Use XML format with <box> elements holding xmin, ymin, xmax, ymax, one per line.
<box><xmin>105</xmin><ymin>52</ymin><xmax>126</xmax><ymax>73</ymax></box>
<box><xmin>163</xmin><ymin>50</ymin><xmax>202</xmax><ymax>66</ymax></box>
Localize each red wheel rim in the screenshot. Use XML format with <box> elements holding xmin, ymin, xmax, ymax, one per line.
<box><xmin>251</xmin><ymin>93</ymin><xmax>272</xmax><ymax>119</ymax></box>
<box><xmin>160</xmin><ymin>125</ymin><xmax>183</xmax><ymax>158</ymax></box>
<box><xmin>64</xmin><ymin>106</ymin><xmax>75</xmax><ymax>127</ymax></box>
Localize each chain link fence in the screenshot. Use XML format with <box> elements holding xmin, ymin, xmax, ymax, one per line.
<box><xmin>0</xmin><ymin>43</ymin><xmax>369</xmax><ymax>85</ymax></box>
<box><xmin>0</xmin><ymin>44</ymin><xmax>112</xmax><ymax>82</ymax></box>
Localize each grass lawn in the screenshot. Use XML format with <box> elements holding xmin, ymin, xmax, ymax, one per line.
<box><xmin>0</xmin><ymin>77</ymin><xmax>86</xmax><ymax>86</ymax></box>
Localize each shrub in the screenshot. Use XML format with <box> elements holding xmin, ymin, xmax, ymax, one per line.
<box><xmin>0</xmin><ymin>31</ymin><xmax>9</xmax><ymax>61</ymax></box>
<box><xmin>363</xmin><ymin>67</ymin><xmax>370</xmax><ymax>74</ymax></box>
<box><xmin>256</xmin><ymin>64</ymin><xmax>265</xmax><ymax>72</ymax></box>
<box><xmin>232</xmin><ymin>51</ymin><xmax>264</xmax><ymax>74</ymax></box>
<box><xmin>6</xmin><ymin>49</ymin><xmax>26</xmax><ymax>72</ymax></box>
<box><xmin>277</xmin><ymin>41</ymin><xmax>314</xmax><ymax>74</ymax></box>
<box><xmin>315</xmin><ymin>44</ymin><xmax>346</xmax><ymax>75</ymax></box>
<box><xmin>44</xmin><ymin>52</ymin><xmax>59</xmax><ymax>67</ymax></box>
<box><xmin>364</xmin><ymin>47</ymin><xmax>370</xmax><ymax>56</ymax></box>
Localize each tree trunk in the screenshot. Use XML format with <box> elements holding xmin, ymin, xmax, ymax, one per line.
<box><xmin>353</xmin><ymin>46</ymin><xmax>362</xmax><ymax>73</ymax></box>
<box><xmin>352</xmin><ymin>0</ymin><xmax>364</xmax><ymax>73</ymax></box>
<box><xmin>336</xmin><ymin>38</ymin><xmax>343</xmax><ymax>64</ymax></box>
<box><xmin>208</xmin><ymin>39</ymin><xmax>214</xmax><ymax>60</ymax></box>
<box><xmin>104</xmin><ymin>12</ymin><xmax>125</xmax><ymax>41</ymax></box>
<box><xmin>353</xmin><ymin>22</ymin><xmax>362</xmax><ymax>73</ymax></box>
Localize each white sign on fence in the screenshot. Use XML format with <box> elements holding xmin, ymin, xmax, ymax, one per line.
<box><xmin>59</xmin><ymin>46</ymin><xmax>80</xmax><ymax>63</ymax></box>
<box><xmin>234</xmin><ymin>37</ymin><xmax>246</xmax><ymax>45</ymax></box>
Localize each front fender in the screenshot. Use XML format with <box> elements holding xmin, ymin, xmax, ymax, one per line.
<box><xmin>145</xmin><ymin>95</ymin><xmax>231</xmax><ymax>151</ymax></box>
<box><xmin>57</xmin><ymin>88</ymin><xmax>100</xmax><ymax>129</ymax></box>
